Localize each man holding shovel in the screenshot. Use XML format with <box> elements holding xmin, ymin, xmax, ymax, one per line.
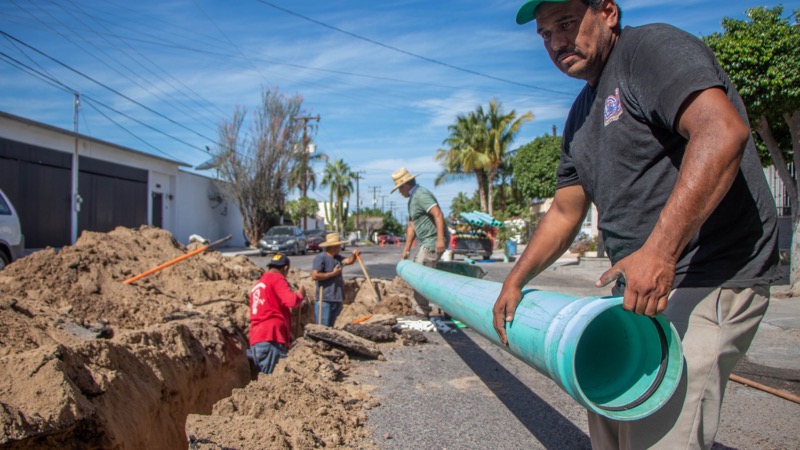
<box><xmin>312</xmin><ymin>233</ymin><xmax>361</xmax><ymax>327</ymax></box>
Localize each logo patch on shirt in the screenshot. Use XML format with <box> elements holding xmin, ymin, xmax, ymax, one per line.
<box><xmin>604</xmin><ymin>88</ymin><xmax>623</xmax><ymax>126</ymax></box>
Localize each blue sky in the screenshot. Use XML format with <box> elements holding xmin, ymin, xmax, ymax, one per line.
<box><xmin>2</xmin><ymin>0</ymin><xmax>797</xmax><ymax>220</ymax></box>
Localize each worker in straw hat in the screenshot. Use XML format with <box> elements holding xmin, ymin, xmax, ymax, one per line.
<box><xmin>391</xmin><ymin>167</ymin><xmax>450</xmax><ymax>317</ymax></box>
<box><xmin>311</xmin><ymin>232</ymin><xmax>361</xmax><ymax>326</ymax></box>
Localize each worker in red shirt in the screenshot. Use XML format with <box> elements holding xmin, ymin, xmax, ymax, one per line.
<box><xmin>248</xmin><ymin>253</ymin><xmax>305</xmax><ymax>374</ymax></box>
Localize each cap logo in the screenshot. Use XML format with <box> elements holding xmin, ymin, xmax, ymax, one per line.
<box><xmin>272</xmin><ymin>254</ymin><xmax>282</xmax><ymax>261</ymax></box>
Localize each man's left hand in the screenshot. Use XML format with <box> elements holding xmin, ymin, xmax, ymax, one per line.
<box><xmin>435</xmin><ymin>238</ymin><xmax>446</xmax><ymax>254</ymax></box>
<box><xmin>352</xmin><ymin>248</ymin><xmax>361</xmax><ymax>258</ymax></box>
<box><xmin>595</xmin><ymin>246</ymin><xmax>675</xmax><ymax>316</ymax></box>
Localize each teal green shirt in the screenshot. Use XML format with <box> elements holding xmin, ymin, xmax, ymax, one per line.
<box><xmin>408</xmin><ymin>186</ymin><xmax>449</xmax><ymax>251</ymax></box>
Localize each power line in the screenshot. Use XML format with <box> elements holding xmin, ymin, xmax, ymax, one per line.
<box><xmin>0</xmin><ymin>30</ymin><xmax>218</xmax><ymax>145</ymax></box>
<box><xmin>254</xmin><ymin>0</ymin><xmax>574</xmax><ymax>96</ymax></box>
<box><xmin>0</xmin><ymin>48</ymin><xmax>208</xmax><ymax>158</ymax></box>
<box><xmin>83</xmin><ymin>97</ymin><xmax>183</xmax><ymax>161</ymax></box>
<box><xmin>13</xmin><ymin>0</ymin><xmax>220</xmax><ymax>131</ymax></box>
<box><xmin>59</xmin><ymin>0</ymin><xmax>228</xmax><ymax>123</ymax></box>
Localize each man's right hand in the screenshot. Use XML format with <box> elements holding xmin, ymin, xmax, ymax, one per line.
<box><xmin>401</xmin><ymin>248</ymin><xmax>411</xmax><ymax>260</ymax></box>
<box><xmin>331</xmin><ymin>265</ymin><xmax>343</xmax><ymax>277</ymax></box>
<box><xmin>492</xmin><ymin>285</ymin><xmax>523</xmax><ymax>347</ymax></box>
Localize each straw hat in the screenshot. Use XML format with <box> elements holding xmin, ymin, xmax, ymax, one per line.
<box><xmin>319</xmin><ymin>232</ymin><xmax>349</xmax><ymax>248</ymax></box>
<box><xmin>391</xmin><ymin>167</ymin><xmax>417</xmax><ymax>193</ymax></box>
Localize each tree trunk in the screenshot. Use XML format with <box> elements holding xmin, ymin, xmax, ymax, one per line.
<box><xmin>475</xmin><ymin>170</ymin><xmax>488</xmax><ymax>213</ymax></box>
<box><xmin>785</xmin><ymin>111</ymin><xmax>800</xmax><ymax>293</ymax></box>
<box><xmin>337</xmin><ymin>193</ymin><xmax>344</xmax><ymax>236</ymax></box>
<box><xmin>756</xmin><ymin>114</ymin><xmax>800</xmax><ymax>294</ymax></box>
<box><xmin>487</xmin><ymin>167</ymin><xmax>496</xmax><ymax>217</ymax></box>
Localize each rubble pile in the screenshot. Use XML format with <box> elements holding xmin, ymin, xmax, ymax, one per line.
<box><xmin>0</xmin><ymin>226</ymin><xmax>424</xmax><ymax>449</ymax></box>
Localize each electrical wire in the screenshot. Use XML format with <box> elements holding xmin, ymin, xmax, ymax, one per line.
<box><xmin>83</xmin><ymin>97</ymin><xmax>183</xmax><ymax>161</ymax></box>
<box><xmin>0</xmin><ymin>30</ymin><xmax>218</xmax><ymax>145</ymax></box>
<box><xmin>254</xmin><ymin>0</ymin><xmax>574</xmax><ymax>96</ymax></box>
<box><xmin>14</xmin><ymin>0</ymin><xmax>220</xmax><ymax>131</ymax></box>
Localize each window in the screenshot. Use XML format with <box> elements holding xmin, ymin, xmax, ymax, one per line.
<box><xmin>0</xmin><ymin>196</ymin><xmax>10</xmax><ymax>215</ymax></box>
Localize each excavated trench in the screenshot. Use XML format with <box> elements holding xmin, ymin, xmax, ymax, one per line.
<box><xmin>0</xmin><ymin>226</ymin><xmax>418</xmax><ymax>449</ymax></box>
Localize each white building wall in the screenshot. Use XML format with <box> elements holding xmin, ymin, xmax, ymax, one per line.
<box><xmin>0</xmin><ymin>112</ymin><xmax>245</xmax><ymax>248</ymax></box>
<box><xmin>174</xmin><ymin>171</ymin><xmax>245</xmax><ymax>246</ymax></box>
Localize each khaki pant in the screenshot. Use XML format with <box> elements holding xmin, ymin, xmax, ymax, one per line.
<box><xmin>588</xmin><ymin>286</ymin><xmax>769</xmax><ymax>449</ymax></box>
<box><xmin>411</xmin><ymin>246</ymin><xmax>442</xmax><ymax>315</ymax></box>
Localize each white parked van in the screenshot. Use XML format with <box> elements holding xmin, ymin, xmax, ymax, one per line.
<box><xmin>0</xmin><ymin>189</ymin><xmax>24</xmax><ymax>269</ymax></box>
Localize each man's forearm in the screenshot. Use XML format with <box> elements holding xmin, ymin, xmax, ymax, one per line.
<box><xmin>404</xmin><ymin>222</ymin><xmax>416</xmax><ymax>252</ymax></box>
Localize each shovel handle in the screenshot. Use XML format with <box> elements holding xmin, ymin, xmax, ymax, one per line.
<box><xmin>356</xmin><ymin>254</ymin><xmax>381</xmax><ymax>301</ymax></box>
<box><xmin>123</xmin><ymin>235</ymin><xmax>232</xmax><ymax>284</ymax></box>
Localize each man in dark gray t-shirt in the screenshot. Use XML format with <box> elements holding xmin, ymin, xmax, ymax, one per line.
<box><xmin>493</xmin><ymin>1</ymin><xmax>779</xmax><ymax>448</ymax></box>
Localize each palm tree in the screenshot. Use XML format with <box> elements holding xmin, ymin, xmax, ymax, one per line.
<box><xmin>288</xmin><ymin>149</ymin><xmax>328</xmax><ymax>229</ymax></box>
<box><xmin>288</xmin><ymin>150</ymin><xmax>328</xmax><ymax>195</ymax></box>
<box><xmin>436</xmin><ymin>99</ymin><xmax>533</xmax><ymax>216</ymax></box>
<box><xmin>435</xmin><ymin>111</ymin><xmax>492</xmax><ymax>212</ymax></box>
<box><xmin>320</xmin><ymin>159</ymin><xmax>355</xmax><ymax>235</ymax></box>
<box><xmin>484</xmin><ymin>99</ymin><xmax>533</xmax><ymax>216</ymax></box>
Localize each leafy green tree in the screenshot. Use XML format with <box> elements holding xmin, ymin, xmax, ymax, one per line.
<box><xmin>212</xmin><ymin>88</ymin><xmax>306</xmax><ymax>246</ymax></box>
<box><xmin>512</xmin><ymin>133</ymin><xmax>562</xmax><ymax>200</ymax></box>
<box><xmin>285</xmin><ymin>197</ymin><xmax>320</xmax><ymax>227</ymax></box>
<box><xmin>288</xmin><ymin>147</ymin><xmax>327</xmax><ymax>229</ymax></box>
<box><xmin>347</xmin><ymin>207</ymin><xmax>403</xmax><ymax>238</ymax></box>
<box><xmin>703</xmin><ymin>6</ymin><xmax>800</xmax><ymax>290</ymax></box>
<box><xmin>450</xmin><ymin>191</ymin><xmax>481</xmax><ymax>217</ymax></box>
<box><xmin>436</xmin><ymin>112</ymin><xmax>491</xmax><ymax>212</ymax></box>
<box><xmin>491</xmin><ymin>151</ymin><xmax>530</xmax><ymax>219</ymax></box>
<box><xmin>321</xmin><ymin>159</ymin><xmax>355</xmax><ymax>236</ymax></box>
<box><xmin>484</xmin><ymin>99</ymin><xmax>533</xmax><ymax>216</ymax></box>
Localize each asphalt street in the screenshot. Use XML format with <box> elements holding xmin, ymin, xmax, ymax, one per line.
<box><xmin>242</xmin><ymin>244</ymin><xmax>800</xmax><ymax>449</ymax></box>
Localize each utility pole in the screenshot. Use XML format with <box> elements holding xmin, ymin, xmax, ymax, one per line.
<box><xmin>290</xmin><ymin>115</ymin><xmax>320</xmax><ymax>230</ymax></box>
<box><xmin>354</xmin><ymin>170</ymin><xmax>365</xmax><ymax>235</ymax></box>
<box><xmin>369</xmin><ymin>186</ymin><xmax>381</xmax><ymax>209</ymax></box>
<box><xmin>70</xmin><ymin>93</ymin><xmax>82</xmax><ymax>244</ymax></box>
<box><xmin>380</xmin><ymin>195</ymin><xmax>387</xmax><ymax>213</ymax></box>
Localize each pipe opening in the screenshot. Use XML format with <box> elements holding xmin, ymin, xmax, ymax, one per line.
<box><xmin>575</xmin><ymin>307</ymin><xmax>670</xmax><ymax>411</ymax></box>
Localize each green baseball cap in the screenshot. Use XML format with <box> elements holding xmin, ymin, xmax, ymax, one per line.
<box><xmin>516</xmin><ymin>0</ymin><xmax>570</xmax><ymax>25</ymax></box>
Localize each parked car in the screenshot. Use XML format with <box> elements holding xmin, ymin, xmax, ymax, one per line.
<box><xmin>258</xmin><ymin>226</ymin><xmax>307</xmax><ymax>256</ymax></box>
<box><xmin>377</xmin><ymin>232</ymin><xmax>397</xmax><ymax>245</ymax></box>
<box><xmin>303</xmin><ymin>229</ymin><xmax>327</xmax><ymax>252</ymax></box>
<box><xmin>0</xmin><ymin>189</ymin><xmax>24</xmax><ymax>269</ymax></box>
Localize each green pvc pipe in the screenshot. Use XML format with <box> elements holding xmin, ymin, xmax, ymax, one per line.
<box><xmin>397</xmin><ymin>260</ymin><xmax>683</xmax><ymax>421</ymax></box>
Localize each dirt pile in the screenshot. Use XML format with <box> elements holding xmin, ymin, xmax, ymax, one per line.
<box><xmin>0</xmin><ymin>227</ymin><xmax>258</xmax><ymax>448</ymax></box>
<box><xmin>0</xmin><ymin>226</ymin><xmax>420</xmax><ymax>449</ymax></box>
<box><xmin>186</xmin><ymin>338</ymin><xmax>376</xmax><ymax>449</ymax></box>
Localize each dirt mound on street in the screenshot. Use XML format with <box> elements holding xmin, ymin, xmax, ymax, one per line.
<box><xmin>186</xmin><ymin>338</ymin><xmax>377</xmax><ymax>449</ymax></box>
<box><xmin>0</xmin><ymin>226</ymin><xmax>418</xmax><ymax>448</ymax></box>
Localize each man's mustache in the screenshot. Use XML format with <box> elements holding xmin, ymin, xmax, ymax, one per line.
<box><xmin>555</xmin><ymin>48</ymin><xmax>581</xmax><ymax>61</ymax></box>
